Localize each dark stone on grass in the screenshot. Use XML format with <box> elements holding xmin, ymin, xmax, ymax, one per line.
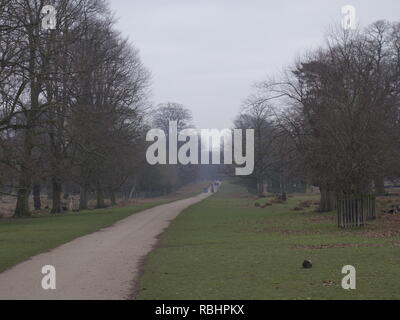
<box><xmin>302</xmin><ymin>260</ymin><xmax>312</xmax><ymax>269</ymax></box>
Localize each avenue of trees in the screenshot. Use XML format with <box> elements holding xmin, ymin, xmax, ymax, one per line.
<box><xmin>5</xmin><ymin>2</ymin><xmax>399</xmax><ymax>218</ymax></box>
<box><xmin>0</xmin><ymin>0</ymin><xmax>199</xmax><ymax>217</ymax></box>
<box><xmin>236</xmin><ymin>21</ymin><xmax>400</xmax><ymax>212</ymax></box>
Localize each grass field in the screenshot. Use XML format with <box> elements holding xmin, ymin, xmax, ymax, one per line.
<box><xmin>0</xmin><ymin>181</ymin><xmax>209</xmax><ymax>273</ymax></box>
<box><xmin>137</xmin><ymin>182</ymin><xmax>400</xmax><ymax>300</ymax></box>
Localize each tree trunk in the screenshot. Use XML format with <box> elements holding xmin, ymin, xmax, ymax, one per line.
<box><xmin>14</xmin><ymin>186</ymin><xmax>30</xmax><ymax>218</ymax></box>
<box><xmin>109</xmin><ymin>187</ymin><xmax>116</xmax><ymax>206</ymax></box>
<box><xmin>33</xmin><ymin>183</ymin><xmax>41</xmax><ymax>210</ymax></box>
<box><xmin>13</xmin><ymin>133</ymin><xmax>33</xmax><ymax>218</ymax></box>
<box><xmin>79</xmin><ymin>185</ymin><xmax>88</xmax><ymax>210</ymax></box>
<box><xmin>374</xmin><ymin>177</ymin><xmax>385</xmax><ymax>196</ymax></box>
<box><xmin>257</xmin><ymin>177</ymin><xmax>265</xmax><ymax>197</ymax></box>
<box><xmin>319</xmin><ymin>185</ymin><xmax>336</xmax><ymax>212</ymax></box>
<box><xmin>96</xmin><ymin>183</ymin><xmax>106</xmax><ymax>208</ymax></box>
<box><xmin>51</xmin><ymin>177</ymin><xmax>62</xmax><ymax>214</ymax></box>
<box><xmin>63</xmin><ymin>182</ymin><xmax>70</xmax><ymax>200</ymax></box>
<box><xmin>14</xmin><ymin>23</ymin><xmax>39</xmax><ymax>218</ymax></box>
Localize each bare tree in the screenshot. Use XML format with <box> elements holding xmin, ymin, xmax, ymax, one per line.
<box><xmin>152</xmin><ymin>102</ymin><xmax>193</xmax><ymax>132</ymax></box>
<box><xmin>245</xmin><ymin>21</ymin><xmax>400</xmax><ymax>211</ymax></box>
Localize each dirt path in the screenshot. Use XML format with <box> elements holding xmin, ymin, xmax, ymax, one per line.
<box><xmin>0</xmin><ymin>192</ymin><xmax>211</xmax><ymax>300</ymax></box>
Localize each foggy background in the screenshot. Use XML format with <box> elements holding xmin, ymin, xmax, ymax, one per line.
<box><xmin>111</xmin><ymin>0</ymin><xmax>400</xmax><ymax>130</ymax></box>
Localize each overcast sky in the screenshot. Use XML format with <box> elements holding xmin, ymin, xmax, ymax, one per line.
<box><xmin>110</xmin><ymin>0</ymin><xmax>400</xmax><ymax>129</ymax></box>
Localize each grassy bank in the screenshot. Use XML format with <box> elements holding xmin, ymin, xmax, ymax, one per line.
<box><xmin>137</xmin><ymin>182</ymin><xmax>400</xmax><ymax>300</ymax></box>
<box><xmin>0</xmin><ymin>181</ymin><xmax>209</xmax><ymax>273</ymax></box>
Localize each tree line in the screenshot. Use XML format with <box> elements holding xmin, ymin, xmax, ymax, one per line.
<box><xmin>236</xmin><ymin>21</ymin><xmax>400</xmax><ymax>212</ymax></box>
<box><xmin>0</xmin><ymin>0</ymin><xmax>201</xmax><ymax>217</ymax></box>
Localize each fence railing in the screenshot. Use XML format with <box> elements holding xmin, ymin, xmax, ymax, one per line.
<box><xmin>336</xmin><ymin>195</ymin><xmax>376</xmax><ymax>228</ymax></box>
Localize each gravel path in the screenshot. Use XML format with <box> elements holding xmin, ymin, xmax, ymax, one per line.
<box><xmin>0</xmin><ymin>193</ymin><xmax>210</xmax><ymax>300</ymax></box>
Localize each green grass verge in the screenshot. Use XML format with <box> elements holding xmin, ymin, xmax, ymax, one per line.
<box><xmin>137</xmin><ymin>182</ymin><xmax>400</xmax><ymax>300</ymax></box>
<box><xmin>0</xmin><ymin>181</ymin><xmax>210</xmax><ymax>273</ymax></box>
<box><xmin>0</xmin><ymin>202</ymin><xmax>165</xmax><ymax>273</ymax></box>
